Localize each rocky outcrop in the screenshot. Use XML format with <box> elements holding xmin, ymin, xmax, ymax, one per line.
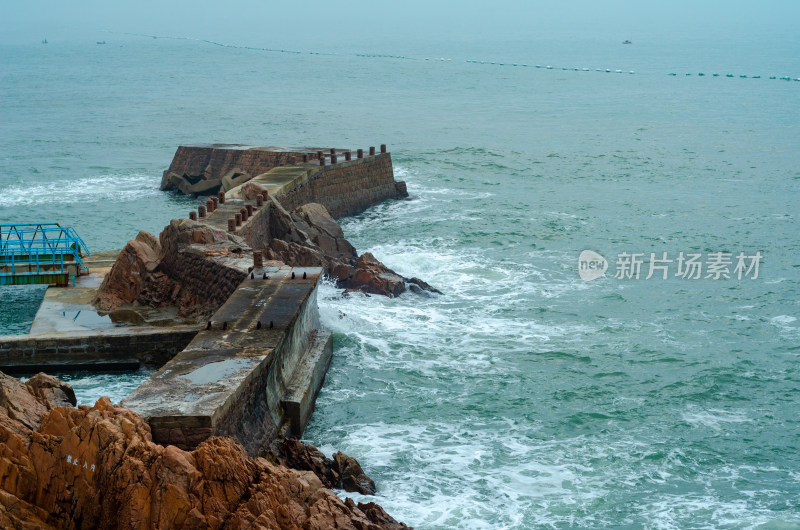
<box><xmin>93</xmin><ymin>238</ymin><xmax>160</xmax><ymax>311</ymax></box>
<box><xmin>344</xmin><ymin>253</ymin><xmax>405</xmax><ymax>297</ymax></box>
<box><xmin>264</xmin><ymin>202</ymin><xmax>440</xmax><ymax>298</ymax></box>
<box><xmin>0</xmin><ymin>373</ymin><xmax>409</xmax><ymax>529</ymax></box>
<box><xmin>291</xmin><ymin>203</ymin><xmax>358</xmax><ymax>261</ymax></box>
<box><xmin>0</xmin><ymin>372</ymin><xmax>75</xmax><ymax>435</ymax></box>
<box><xmin>272</xmin><ymin>438</ymin><xmax>376</xmax><ymax>496</ymax></box>
<box><xmin>94</xmin><ymin>196</ymin><xmax>438</xmax><ymax>319</ymax></box>
<box><xmin>135</xmin><ymin>230</ymin><xmax>162</xmax><ymax>255</ymax></box>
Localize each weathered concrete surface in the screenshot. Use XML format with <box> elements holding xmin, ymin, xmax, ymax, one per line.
<box><xmin>280</xmin><ymin>330</ymin><xmax>333</xmax><ymax>437</ymax></box>
<box><xmin>122</xmin><ymin>265</ymin><xmax>332</xmax><ymax>455</ymax></box>
<box><xmin>0</xmin><ymin>326</ymin><xmax>198</xmax><ymax>374</ymax></box>
<box><xmin>225</xmin><ymin>165</ymin><xmax>318</xmax><ymax>200</ymax></box>
<box><xmin>0</xmin><ymin>255</ymin><xmax>201</xmax><ymax>373</ymax></box>
<box><xmin>160</xmin><ymin>144</ymin><xmax>330</xmax><ymax>195</ymax></box>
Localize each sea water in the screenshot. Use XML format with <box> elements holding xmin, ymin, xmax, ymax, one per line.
<box><xmin>1</xmin><ymin>29</ymin><xmax>798</xmax><ymax>528</ymax></box>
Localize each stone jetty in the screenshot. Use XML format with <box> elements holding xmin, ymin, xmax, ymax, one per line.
<box><xmin>121</xmin><ymin>264</ymin><xmax>333</xmax><ymax>454</ymax></box>
<box><xmin>0</xmin><ymin>144</ymin><xmax>428</xmax><ymax>528</ymax></box>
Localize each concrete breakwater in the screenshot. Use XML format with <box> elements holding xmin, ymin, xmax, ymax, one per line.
<box><xmin>161</xmin><ymin>143</ymin><xmax>406</xmax><ymax>219</ymax></box>
<box><xmin>1</xmin><ymin>144</ymin><xmax>424</xmax><ymax>452</ymax></box>
<box><xmin>0</xmin><ymin>145</ymin><xmax>419</xmax><ymax>527</ymax></box>
<box><xmin>122</xmin><ymin>264</ymin><xmax>332</xmax><ymax>455</ymax></box>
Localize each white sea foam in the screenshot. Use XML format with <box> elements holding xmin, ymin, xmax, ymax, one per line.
<box><xmin>770</xmin><ymin>315</ymin><xmax>800</xmax><ymax>340</ymax></box>
<box><xmin>681</xmin><ymin>405</ymin><xmax>752</xmax><ymax>431</ymax></box>
<box><xmin>0</xmin><ymin>173</ymin><xmax>161</xmax><ymax>207</ymax></box>
<box><xmin>308</xmin><ymin>413</ymin><xmax>797</xmax><ymax>528</ymax></box>
<box><xmin>310</xmin><ymin>163</ymin><xmax>800</xmax><ymax>528</ymax></box>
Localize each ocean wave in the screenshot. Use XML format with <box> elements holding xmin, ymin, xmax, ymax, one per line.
<box><xmin>0</xmin><ymin>173</ymin><xmax>161</xmax><ymax>207</ymax></box>
<box><xmin>681</xmin><ymin>405</ymin><xmax>752</xmax><ymax>431</ymax></box>
<box><xmin>306</xmin><ymin>415</ymin><xmax>799</xmax><ymax>529</ymax></box>
<box><xmin>310</xmin><ymin>160</ymin><xmax>800</xmax><ymax>528</ymax></box>
<box><xmin>770</xmin><ymin>315</ymin><xmax>800</xmax><ymax>340</ymax></box>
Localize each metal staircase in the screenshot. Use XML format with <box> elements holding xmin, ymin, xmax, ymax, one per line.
<box><xmin>0</xmin><ymin>223</ymin><xmax>90</xmax><ymax>286</ymax></box>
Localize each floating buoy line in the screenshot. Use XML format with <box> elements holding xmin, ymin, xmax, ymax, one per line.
<box><xmin>464</xmin><ymin>59</ymin><xmax>797</xmax><ymax>82</ymax></box>
<box><xmin>665</xmin><ymin>71</ymin><xmax>798</xmax><ymax>81</ymax></box>
<box><xmin>464</xmin><ymin>59</ymin><xmax>634</xmax><ymax>75</ymax></box>
<box><xmin>111</xmin><ymin>32</ymin><xmax>799</xmax><ymax>84</ymax></box>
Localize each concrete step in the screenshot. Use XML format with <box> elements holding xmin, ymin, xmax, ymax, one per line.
<box><xmin>280</xmin><ymin>330</ymin><xmax>333</xmax><ymax>437</ymax></box>
<box><xmin>121</xmin><ymin>265</ymin><xmax>328</xmax><ymax>456</ymax></box>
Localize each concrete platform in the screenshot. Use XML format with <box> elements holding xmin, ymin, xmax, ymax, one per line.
<box><xmin>0</xmin><ymin>326</ymin><xmax>199</xmax><ymax>374</ymax></box>
<box><xmin>226</xmin><ymin>165</ymin><xmax>318</xmax><ymax>198</ymax></box>
<box><xmin>0</xmin><ymin>253</ymin><xmax>202</xmax><ymax>373</ymax></box>
<box><xmin>122</xmin><ymin>265</ymin><xmax>332</xmax><ymax>455</ymax></box>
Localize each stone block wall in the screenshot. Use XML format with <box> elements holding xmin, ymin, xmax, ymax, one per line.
<box><xmin>157</xmin><ymin>219</ymin><xmax>251</xmax><ymax>313</ymax></box>
<box><xmin>160</xmin><ymin>145</ymin><xmax>321</xmax><ymax>190</ymax></box>
<box><xmin>163</xmin><ymin>249</ymin><xmax>248</xmax><ymax>311</ymax></box>
<box><xmin>278</xmin><ymin>154</ymin><xmax>404</xmax><ymax>219</ymax></box>
<box><xmin>0</xmin><ymin>328</ymin><xmax>197</xmax><ymax>372</ymax></box>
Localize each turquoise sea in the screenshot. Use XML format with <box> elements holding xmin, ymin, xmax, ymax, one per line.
<box><xmin>1</xmin><ymin>26</ymin><xmax>799</xmax><ymax>528</ymax></box>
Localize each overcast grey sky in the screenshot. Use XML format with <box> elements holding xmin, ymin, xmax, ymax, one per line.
<box><xmin>2</xmin><ymin>1</ymin><xmax>798</xmax><ymax>46</ymax></box>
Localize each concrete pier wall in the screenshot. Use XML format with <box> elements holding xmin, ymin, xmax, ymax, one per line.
<box><xmin>277</xmin><ymin>153</ymin><xmax>404</xmax><ymax>219</ymax></box>
<box><xmin>264</xmin><ymin>282</ymin><xmax>321</xmax><ymax>424</ymax></box>
<box><xmin>162</xmin><ymin>144</ymin><xmax>408</xmax><ymax>220</ymax></box>
<box><xmin>160</xmin><ymin>145</ymin><xmax>324</xmax><ymax>194</ymax></box>
<box><xmin>0</xmin><ymin>327</ymin><xmax>197</xmax><ymax>373</ymax></box>
<box><xmin>122</xmin><ymin>266</ymin><xmax>332</xmax><ymax>455</ymax></box>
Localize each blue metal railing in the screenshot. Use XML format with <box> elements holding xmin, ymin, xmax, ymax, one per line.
<box><xmin>0</xmin><ymin>223</ymin><xmax>91</xmax><ymax>286</ymax></box>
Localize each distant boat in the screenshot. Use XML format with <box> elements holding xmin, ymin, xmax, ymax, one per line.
<box><xmin>96</xmin><ymin>41</ymin><xmax>106</xmax><ymax>45</ymax></box>
<box><xmin>41</xmin><ymin>38</ymin><xmax>47</xmax><ymax>44</ymax></box>
<box><xmin>622</xmin><ymin>40</ymin><xmax>632</xmax><ymax>44</ymax></box>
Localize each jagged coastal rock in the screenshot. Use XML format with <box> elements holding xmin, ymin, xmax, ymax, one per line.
<box><xmin>0</xmin><ymin>372</ymin><xmax>409</xmax><ymax>529</ymax></box>
<box><xmin>95</xmin><ymin>196</ymin><xmax>438</xmax><ymax>316</ymax></box>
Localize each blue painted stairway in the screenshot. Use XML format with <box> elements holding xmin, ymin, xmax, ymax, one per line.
<box><xmin>0</xmin><ymin>223</ymin><xmax>90</xmax><ymax>286</ymax></box>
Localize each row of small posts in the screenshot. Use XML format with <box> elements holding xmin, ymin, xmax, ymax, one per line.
<box><xmin>188</xmin><ymin>190</ymin><xmax>271</xmax><ymax>234</ymax></box>
<box><xmin>318</xmin><ymin>144</ymin><xmax>387</xmax><ymax>166</ymax></box>
<box><xmin>273</xmin><ymin>144</ymin><xmax>388</xmax><ymax>166</ymax></box>
<box><xmin>187</xmin><ymin>143</ymin><xmax>389</xmax><ymax>224</ymax></box>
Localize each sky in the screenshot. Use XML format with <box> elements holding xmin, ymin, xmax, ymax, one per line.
<box><xmin>2</xmin><ymin>0</ymin><xmax>798</xmax><ymax>47</ymax></box>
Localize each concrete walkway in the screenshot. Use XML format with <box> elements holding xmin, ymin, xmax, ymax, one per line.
<box><xmin>121</xmin><ymin>264</ymin><xmax>332</xmax><ymax>455</ymax></box>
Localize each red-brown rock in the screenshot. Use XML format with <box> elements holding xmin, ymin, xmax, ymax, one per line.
<box><xmin>135</xmin><ymin>230</ymin><xmax>162</xmax><ymax>255</ymax></box>
<box><xmin>334</xmin><ymin>451</ymin><xmax>377</xmax><ymax>495</ymax></box>
<box><xmin>291</xmin><ymin>203</ymin><xmax>357</xmax><ymax>261</ymax></box>
<box><xmin>0</xmin><ymin>372</ymin><xmax>75</xmax><ymax>437</ymax></box>
<box><xmin>94</xmin><ymin>239</ymin><xmax>161</xmax><ymax>310</ymax></box>
<box><xmin>265</xmin><ymin>238</ymin><xmax>326</xmax><ymax>268</ymax></box>
<box><xmin>345</xmin><ymin>253</ymin><xmax>406</xmax><ymax>297</ymax></box>
<box><xmin>273</xmin><ymin>438</ymin><xmax>377</xmax><ymax>495</ymax></box>
<box><xmin>0</xmin><ymin>373</ymin><xmax>409</xmax><ymax>529</ymax></box>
